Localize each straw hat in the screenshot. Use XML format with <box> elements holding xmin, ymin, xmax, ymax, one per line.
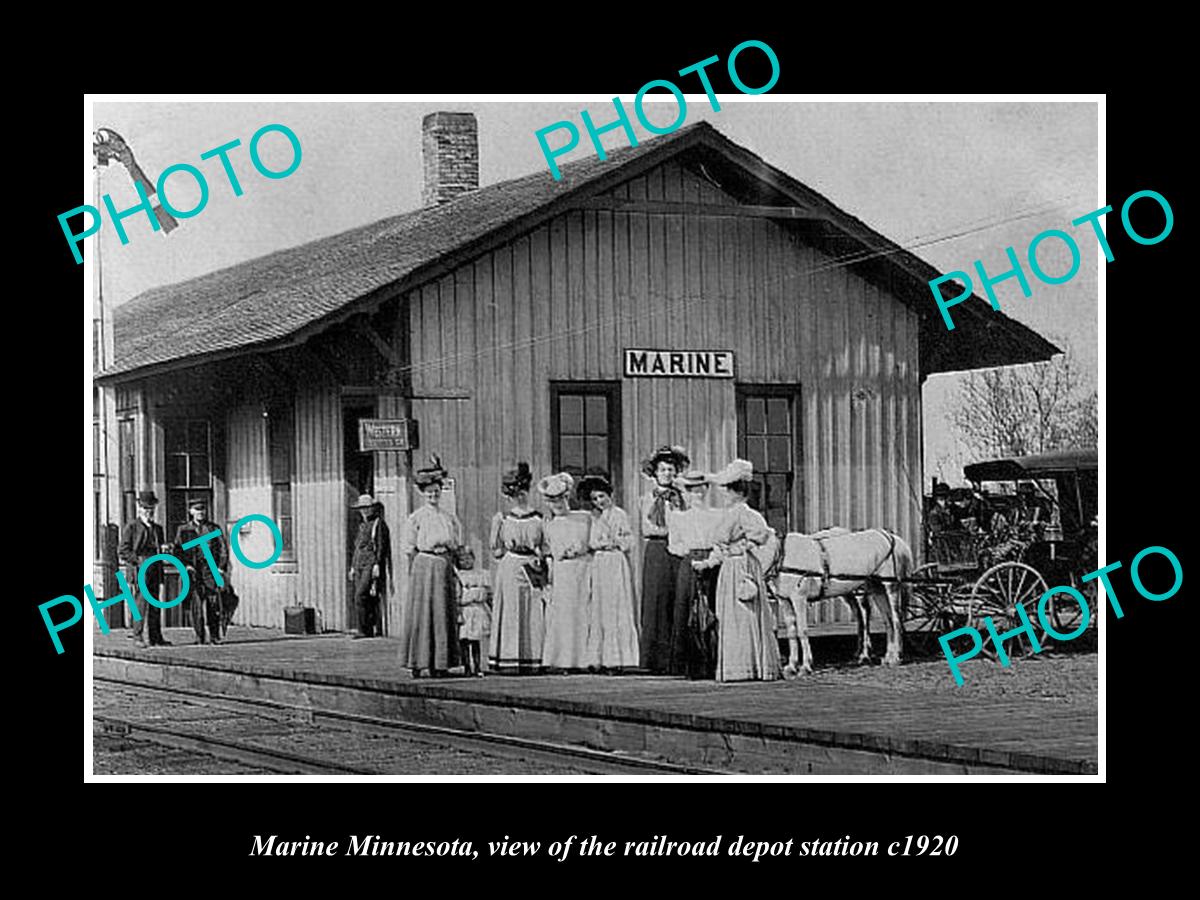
<box><xmin>675</xmin><ymin>470</ymin><xmax>710</xmax><ymax>490</ymax></box>
<box><xmin>538</xmin><ymin>472</ymin><xmax>574</xmax><ymax>500</ymax></box>
<box><xmin>711</xmin><ymin>459</ymin><xmax>754</xmax><ymax>485</ymax></box>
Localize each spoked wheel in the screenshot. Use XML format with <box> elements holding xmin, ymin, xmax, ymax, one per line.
<box><xmin>970</xmin><ymin>562</ymin><xmax>1050</xmax><ymax>659</ymax></box>
<box><xmin>904</xmin><ymin>574</ymin><xmax>972</xmax><ymax>657</ymax></box>
<box><xmin>905</xmin><ymin>581</ymin><xmax>948</xmax><ymax>633</ymax></box>
<box><xmin>908</xmin><ymin>583</ymin><xmax>971</xmax><ymax>632</ymax></box>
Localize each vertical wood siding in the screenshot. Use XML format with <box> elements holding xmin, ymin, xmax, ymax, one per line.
<box><xmin>225</xmin><ymin>400</ymin><xmax>296</xmax><ymax>626</ymax></box>
<box><xmin>294</xmin><ymin>382</ymin><xmax>346</xmax><ymax>631</ymax></box>
<box><xmin>406</xmin><ymin>159</ymin><xmax>924</xmax><ymax>627</ymax></box>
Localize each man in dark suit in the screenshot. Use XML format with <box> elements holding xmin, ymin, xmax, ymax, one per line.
<box><xmin>927</xmin><ymin>482</ymin><xmax>958</xmax><ymax>535</ymax></box>
<box><xmin>119</xmin><ymin>489</ymin><xmax>172</xmax><ymax>648</ymax></box>
<box><xmin>175</xmin><ymin>498</ymin><xmax>228</xmax><ymax>645</ymax></box>
<box><xmin>348</xmin><ymin>494</ymin><xmax>392</xmax><ymax>638</ymax></box>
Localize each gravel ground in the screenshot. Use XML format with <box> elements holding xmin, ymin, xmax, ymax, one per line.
<box><xmin>93</xmin><ymin>732</ymin><xmax>276</xmax><ymax>775</ymax></box>
<box><xmin>793</xmin><ymin>650</ymin><xmax>1097</xmax><ymax>703</ymax></box>
<box><xmin>92</xmin><ymin>684</ymin><xmax>598</xmax><ymax>775</ymax></box>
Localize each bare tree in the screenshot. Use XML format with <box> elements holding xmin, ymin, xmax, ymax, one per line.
<box><xmin>950</xmin><ymin>349</ymin><xmax>1097</xmax><ymax>460</ymax></box>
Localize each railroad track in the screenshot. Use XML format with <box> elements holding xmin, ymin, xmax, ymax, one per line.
<box><xmin>94</xmin><ymin>714</ymin><xmax>370</xmax><ymax>774</ymax></box>
<box><xmin>93</xmin><ymin>677</ymin><xmax>729</xmax><ymax>776</ymax></box>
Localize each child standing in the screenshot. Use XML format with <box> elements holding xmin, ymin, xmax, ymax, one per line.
<box><xmin>455</xmin><ymin>547</ymin><xmax>492</xmax><ymax>677</ymax></box>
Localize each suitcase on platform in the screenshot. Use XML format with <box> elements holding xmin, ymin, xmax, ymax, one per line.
<box><xmin>284</xmin><ymin>606</ymin><xmax>317</xmax><ymax>635</ymax></box>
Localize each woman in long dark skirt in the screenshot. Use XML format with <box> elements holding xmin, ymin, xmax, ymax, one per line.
<box><xmin>638</xmin><ymin>445</ymin><xmax>689</xmax><ymax>673</ymax></box>
<box><xmin>398</xmin><ymin>456</ymin><xmax>464</xmax><ymax>678</ymax></box>
<box><xmin>667</xmin><ymin>470</ymin><xmax>724</xmax><ymax>678</ymax></box>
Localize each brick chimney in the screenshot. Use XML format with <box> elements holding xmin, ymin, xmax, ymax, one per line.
<box><xmin>422</xmin><ymin>112</ymin><xmax>479</xmax><ymax>207</ymax></box>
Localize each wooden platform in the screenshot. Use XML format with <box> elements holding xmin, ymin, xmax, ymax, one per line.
<box><xmin>92</xmin><ymin>626</ymin><xmax>1098</xmax><ymax>775</ymax></box>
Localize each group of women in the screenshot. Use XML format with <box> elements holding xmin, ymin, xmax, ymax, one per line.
<box><xmin>395</xmin><ymin>445</ymin><xmax>785</xmax><ymax>683</ymax></box>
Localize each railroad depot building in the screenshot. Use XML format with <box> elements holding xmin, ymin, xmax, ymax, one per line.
<box><xmin>94</xmin><ymin>114</ymin><xmax>1057</xmax><ymax>634</ymax></box>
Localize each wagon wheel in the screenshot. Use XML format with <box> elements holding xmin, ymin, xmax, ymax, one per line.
<box><xmin>904</xmin><ymin>566</ymin><xmax>942</xmax><ymax>632</ymax></box>
<box><xmin>970</xmin><ymin>562</ymin><xmax>1050</xmax><ymax>660</ymax></box>
<box><xmin>905</xmin><ymin>580</ymin><xmax>966</xmax><ymax>632</ymax></box>
<box><xmin>903</xmin><ymin>573</ymin><xmax>972</xmax><ymax>659</ymax></box>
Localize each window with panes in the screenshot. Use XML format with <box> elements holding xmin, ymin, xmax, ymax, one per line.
<box><xmin>165</xmin><ymin>419</ymin><xmax>213</xmax><ymax>536</ymax></box>
<box><xmin>268</xmin><ymin>400</ymin><xmax>295</xmax><ymax>561</ymax></box>
<box><xmin>551</xmin><ymin>382</ymin><xmax>621</xmax><ymax>505</ymax></box>
<box><xmin>736</xmin><ymin>388</ymin><xmax>799</xmax><ymax>535</ymax></box>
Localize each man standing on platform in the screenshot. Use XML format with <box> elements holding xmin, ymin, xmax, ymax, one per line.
<box><xmin>119</xmin><ymin>490</ymin><xmax>172</xmax><ymax>648</ymax></box>
<box><xmin>175</xmin><ymin>498</ymin><xmax>228</xmax><ymax>645</ymax></box>
<box><xmin>348</xmin><ymin>495</ymin><xmax>392</xmax><ymax>638</ymax></box>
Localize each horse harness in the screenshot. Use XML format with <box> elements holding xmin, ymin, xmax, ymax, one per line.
<box><xmin>776</xmin><ymin>528</ymin><xmax>903</xmax><ymax>596</ymax></box>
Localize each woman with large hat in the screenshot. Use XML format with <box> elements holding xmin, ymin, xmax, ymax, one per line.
<box><xmin>398</xmin><ymin>455</ymin><xmax>463</xmax><ymax>677</ymax></box>
<box><xmin>539</xmin><ymin>472</ymin><xmax>596</xmax><ymax>672</ymax></box>
<box><xmin>578</xmin><ymin>471</ymin><xmax>639</xmax><ymax>671</ymax></box>
<box><xmin>638</xmin><ymin>444</ymin><xmax>690</xmax><ymax>673</ymax></box>
<box><xmin>693</xmin><ymin>459</ymin><xmax>781</xmax><ymax>682</ymax></box>
<box><xmin>488</xmin><ymin>462</ymin><xmax>548</xmax><ymax>674</ymax></box>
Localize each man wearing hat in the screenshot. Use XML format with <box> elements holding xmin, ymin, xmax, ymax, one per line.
<box><xmin>928</xmin><ymin>482</ymin><xmax>958</xmax><ymax>536</ymax></box>
<box><xmin>348</xmin><ymin>494</ymin><xmax>393</xmax><ymax>638</ymax></box>
<box><xmin>174</xmin><ymin>498</ymin><xmax>228</xmax><ymax>645</ymax></box>
<box><xmin>118</xmin><ymin>489</ymin><xmax>171</xmax><ymax>648</ymax></box>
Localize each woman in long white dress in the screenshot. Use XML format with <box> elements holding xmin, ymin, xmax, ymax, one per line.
<box><xmin>539</xmin><ymin>472</ymin><xmax>596</xmax><ymax>672</ymax></box>
<box><xmin>694</xmin><ymin>459</ymin><xmax>781</xmax><ymax>682</ymax></box>
<box><xmin>578</xmin><ymin>473</ymin><xmax>639</xmax><ymax>672</ymax></box>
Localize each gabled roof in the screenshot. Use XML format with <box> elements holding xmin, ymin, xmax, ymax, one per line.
<box><xmin>100</xmin><ymin>121</ymin><xmax>1059</xmax><ymax>382</ymax></box>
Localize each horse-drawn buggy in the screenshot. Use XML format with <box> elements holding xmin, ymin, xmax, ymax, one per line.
<box><xmin>763</xmin><ymin>448</ymin><xmax>1097</xmax><ymax>674</ymax></box>
<box><xmin>907</xmin><ymin>448</ymin><xmax>1098</xmax><ymax>656</ymax></box>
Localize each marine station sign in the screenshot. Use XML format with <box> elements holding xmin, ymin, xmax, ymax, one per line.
<box><xmin>623</xmin><ymin>349</ymin><xmax>735</xmax><ymax>379</ymax></box>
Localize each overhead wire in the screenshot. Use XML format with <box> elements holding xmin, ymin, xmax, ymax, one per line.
<box><xmin>394</xmin><ymin>191</ymin><xmax>1094</xmax><ymax>380</ymax></box>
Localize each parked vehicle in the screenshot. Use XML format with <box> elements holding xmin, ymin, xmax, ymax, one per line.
<box><xmin>909</xmin><ymin>449</ymin><xmax>1098</xmax><ymax>656</ymax></box>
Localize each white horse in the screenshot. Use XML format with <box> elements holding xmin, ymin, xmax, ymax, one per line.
<box><xmin>768</xmin><ymin>527</ymin><xmax>912</xmax><ymax>677</ymax></box>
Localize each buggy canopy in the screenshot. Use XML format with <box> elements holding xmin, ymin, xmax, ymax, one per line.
<box><xmin>963</xmin><ymin>449</ymin><xmax>1097</xmax><ymax>483</ymax></box>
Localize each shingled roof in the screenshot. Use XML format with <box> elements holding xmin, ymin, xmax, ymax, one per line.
<box><xmin>100</xmin><ymin>121</ymin><xmax>1058</xmax><ymax>381</ymax></box>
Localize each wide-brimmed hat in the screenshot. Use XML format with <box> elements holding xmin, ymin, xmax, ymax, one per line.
<box><xmin>136</xmin><ymin>489</ymin><xmax>159</xmax><ymax>507</ymax></box>
<box><xmin>501</xmin><ymin>462</ymin><xmax>533</xmax><ymax>497</ymax></box>
<box><xmin>576</xmin><ymin>472</ymin><xmax>613</xmax><ymax>505</ymax></box>
<box><xmin>641</xmin><ymin>444</ymin><xmax>690</xmax><ymax>479</ymax></box>
<box><xmin>351</xmin><ymin>493</ymin><xmax>378</xmax><ymax>509</ymax></box>
<box><xmin>711</xmin><ymin>459</ymin><xmax>754</xmax><ymax>486</ymax></box>
<box><xmin>415</xmin><ymin>453</ymin><xmax>449</xmax><ymax>488</ymax></box>
<box><xmin>676</xmin><ymin>470</ymin><xmax>709</xmax><ymax>490</ymax></box>
<box><xmin>538</xmin><ymin>472</ymin><xmax>574</xmax><ymax>500</ymax></box>
<box><xmin>933</xmin><ymin>482</ymin><xmax>950</xmax><ymax>498</ymax></box>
